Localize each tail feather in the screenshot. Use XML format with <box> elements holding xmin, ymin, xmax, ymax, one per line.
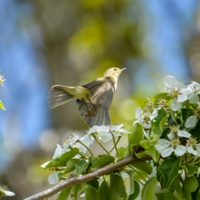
<box><xmin>76</xmin><ymin>99</ymin><xmax>110</xmax><ymax>127</ymax></box>
<box><xmin>49</xmin><ymin>85</ymin><xmax>74</xmax><ymax>109</ymax></box>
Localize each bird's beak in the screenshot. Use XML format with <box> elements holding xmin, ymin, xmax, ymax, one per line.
<box><xmin>121</xmin><ymin>68</ymin><xmax>126</xmax><ymax>71</ymax></box>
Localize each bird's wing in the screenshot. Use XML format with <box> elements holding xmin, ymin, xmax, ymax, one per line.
<box><xmin>82</xmin><ymin>77</ymin><xmax>115</xmax><ymax>109</ymax></box>
<box><xmin>49</xmin><ymin>85</ymin><xmax>74</xmax><ymax>109</ymax></box>
<box><xmin>76</xmin><ymin>77</ymin><xmax>115</xmax><ymax>127</ymax></box>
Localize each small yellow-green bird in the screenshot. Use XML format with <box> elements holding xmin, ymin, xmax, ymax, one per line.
<box><xmin>49</xmin><ymin>68</ymin><xmax>125</xmax><ymax>127</ymax></box>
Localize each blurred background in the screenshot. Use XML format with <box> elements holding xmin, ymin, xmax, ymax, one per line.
<box><xmin>0</xmin><ymin>0</ymin><xmax>200</xmax><ymax>199</ymax></box>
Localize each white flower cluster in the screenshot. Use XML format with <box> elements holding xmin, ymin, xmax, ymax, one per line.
<box><xmin>133</xmin><ymin>75</ymin><xmax>200</xmax><ymax>159</ymax></box>
<box><xmin>42</xmin><ymin>124</ymin><xmax>130</xmax><ymax>184</ymax></box>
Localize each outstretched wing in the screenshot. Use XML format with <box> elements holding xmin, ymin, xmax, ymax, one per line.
<box><xmin>76</xmin><ymin>78</ymin><xmax>115</xmax><ymax>127</ymax></box>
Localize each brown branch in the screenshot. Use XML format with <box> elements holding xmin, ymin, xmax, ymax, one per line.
<box><xmin>24</xmin><ymin>155</ymin><xmax>152</xmax><ymax>200</ymax></box>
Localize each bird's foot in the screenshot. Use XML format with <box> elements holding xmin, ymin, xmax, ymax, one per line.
<box><xmin>84</xmin><ymin>108</ymin><xmax>92</xmax><ymax>117</ymax></box>
<box><xmin>91</xmin><ymin>107</ymin><xmax>97</xmax><ymax>116</ymax></box>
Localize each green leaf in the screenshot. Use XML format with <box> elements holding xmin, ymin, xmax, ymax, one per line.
<box><xmin>63</xmin><ymin>159</ymin><xmax>80</xmax><ymax>175</ymax></box>
<box><xmin>151</xmin><ymin>109</ymin><xmax>168</xmax><ymax>136</ymax></box>
<box><xmin>91</xmin><ymin>155</ymin><xmax>114</xmax><ymax>171</ymax></box>
<box><xmin>75</xmin><ymin>160</ymin><xmax>87</xmax><ymax>176</ymax></box>
<box><xmin>0</xmin><ymin>101</ymin><xmax>6</xmax><ymax>110</ymax></box>
<box><xmin>85</xmin><ymin>185</ymin><xmax>99</xmax><ymax>200</ymax></box>
<box><xmin>130</xmin><ymin>162</ymin><xmax>152</xmax><ymax>175</ymax></box>
<box><xmin>128</xmin><ymin>171</ymin><xmax>135</xmax><ymax>195</ymax></box>
<box><xmin>158</xmin><ymin>158</ymin><xmax>181</xmax><ymax>188</ymax></box>
<box><xmin>99</xmin><ymin>181</ymin><xmax>109</xmax><ymax>200</ymax></box>
<box><xmin>184</xmin><ymin>175</ymin><xmax>198</xmax><ymax>200</ymax></box>
<box><xmin>169</xmin><ymin>176</ymin><xmax>184</xmax><ymax>200</ymax></box>
<box><xmin>45</xmin><ymin>149</ymin><xmax>79</xmax><ymax>169</ymax></box>
<box><xmin>125</xmin><ymin>124</ymin><xmax>144</xmax><ymax>157</ymax></box>
<box><xmin>57</xmin><ymin>187</ymin><xmax>73</xmax><ymax>200</ymax></box>
<box><xmin>128</xmin><ymin>180</ymin><xmax>140</xmax><ymax>200</ymax></box>
<box><xmin>117</xmin><ymin>147</ymin><xmax>127</xmax><ymax>158</ymax></box>
<box><xmin>60</xmin><ymin>148</ymin><xmax>79</xmax><ymax>163</ymax></box>
<box><xmin>151</xmin><ymin>93</ymin><xmax>171</xmax><ymax>103</ymax></box>
<box><xmin>109</xmin><ymin>173</ymin><xmax>126</xmax><ymax>200</ymax></box>
<box><xmin>149</xmin><ymin>147</ymin><xmax>159</xmax><ymax>162</ymax></box>
<box><xmin>140</xmin><ymin>135</ymin><xmax>160</xmax><ymax>149</ymax></box>
<box><xmin>74</xmin><ymin>183</ymin><xmax>86</xmax><ymax>200</ymax></box>
<box><xmin>191</xmin><ymin>175</ymin><xmax>200</xmax><ymax>200</ymax></box>
<box><xmin>87</xmin><ymin>180</ymin><xmax>99</xmax><ymax>190</ymax></box>
<box><xmin>181</xmin><ymin>164</ymin><xmax>199</xmax><ymax>177</ymax></box>
<box><xmin>141</xmin><ymin>177</ymin><xmax>157</xmax><ymax>200</ymax></box>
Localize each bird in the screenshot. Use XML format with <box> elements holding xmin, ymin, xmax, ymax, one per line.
<box><xmin>49</xmin><ymin>68</ymin><xmax>126</xmax><ymax>127</ymax></box>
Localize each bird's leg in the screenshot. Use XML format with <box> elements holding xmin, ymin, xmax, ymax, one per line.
<box><xmin>86</xmin><ymin>97</ymin><xmax>97</xmax><ymax>116</ymax></box>
<box><xmin>82</xmin><ymin>99</ymin><xmax>92</xmax><ymax>117</ymax></box>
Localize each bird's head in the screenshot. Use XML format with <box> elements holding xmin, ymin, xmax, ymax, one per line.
<box><xmin>103</xmin><ymin>67</ymin><xmax>126</xmax><ymax>78</ymax></box>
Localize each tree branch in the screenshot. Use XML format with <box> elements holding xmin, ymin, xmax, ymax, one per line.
<box><xmin>24</xmin><ymin>155</ymin><xmax>152</xmax><ymax>200</ymax></box>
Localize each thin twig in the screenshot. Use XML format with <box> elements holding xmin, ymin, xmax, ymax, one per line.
<box><xmin>24</xmin><ymin>155</ymin><xmax>152</xmax><ymax>200</ymax></box>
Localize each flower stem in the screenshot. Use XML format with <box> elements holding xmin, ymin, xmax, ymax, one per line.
<box><xmin>78</xmin><ymin>140</ymin><xmax>94</xmax><ymax>157</ymax></box>
<box><xmin>111</xmin><ymin>133</ymin><xmax>119</xmax><ymax>159</ymax></box>
<box><xmin>128</xmin><ymin>165</ymin><xmax>147</xmax><ymax>182</ymax></box>
<box><xmin>93</xmin><ymin>135</ymin><xmax>111</xmax><ymax>156</ymax></box>
<box><xmin>109</xmin><ymin>137</ymin><xmax>121</xmax><ymax>153</ymax></box>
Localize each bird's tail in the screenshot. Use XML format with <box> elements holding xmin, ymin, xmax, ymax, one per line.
<box><xmin>49</xmin><ymin>85</ymin><xmax>74</xmax><ymax>109</ymax></box>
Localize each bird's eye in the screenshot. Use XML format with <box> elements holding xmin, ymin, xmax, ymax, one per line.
<box><xmin>113</xmin><ymin>68</ymin><xmax>117</xmax><ymax>71</ymax></box>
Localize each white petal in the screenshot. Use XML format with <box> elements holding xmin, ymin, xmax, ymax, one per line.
<box><xmin>188</xmin><ymin>82</ymin><xmax>200</xmax><ymax>91</ymax></box>
<box><xmin>111</xmin><ymin>124</ymin><xmax>124</xmax><ymax>131</ymax></box>
<box><xmin>170</xmin><ymin>99</ymin><xmax>182</xmax><ymax>111</ymax></box>
<box><xmin>48</xmin><ymin>173</ymin><xmax>59</xmax><ymax>184</ymax></box>
<box><xmin>121</xmin><ymin>172</ymin><xmax>129</xmax><ymax>179</ymax></box>
<box><xmin>97</xmin><ymin>126</ymin><xmax>110</xmax><ymax>133</ymax></box>
<box><xmin>119</xmin><ymin>129</ymin><xmax>130</xmax><ymax>134</ymax></box>
<box><xmin>87</xmin><ymin>126</ymin><xmax>100</xmax><ymax>134</ymax></box>
<box><xmin>189</xmin><ymin>94</ymin><xmax>199</xmax><ymax>104</ymax></box>
<box><xmin>135</xmin><ymin>107</ymin><xmax>142</xmax><ymax>118</ymax></box>
<box><xmin>197</xmin><ymin>102</ymin><xmax>200</xmax><ymax>108</ymax></box>
<box><xmin>80</xmin><ymin>193</ymin><xmax>85</xmax><ymax>197</ymax></box>
<box><xmin>195</xmin><ymin>144</ymin><xmax>200</xmax><ymax>157</ymax></box>
<box><xmin>177</xmin><ymin>130</ymin><xmax>191</xmax><ymax>138</ymax></box>
<box><xmin>80</xmin><ymin>133</ymin><xmax>94</xmax><ymax>147</ymax></box>
<box><xmin>178</xmin><ymin>95</ymin><xmax>188</xmax><ymax>102</ymax></box>
<box><xmin>53</xmin><ymin>144</ymin><xmax>63</xmax><ymax>159</ymax></box>
<box><xmin>41</xmin><ymin>161</ymin><xmax>50</xmax><ymax>168</ymax></box>
<box><xmin>144</xmin><ymin>122</ymin><xmax>151</xmax><ymax>129</ymax></box>
<box><xmin>155</xmin><ymin>139</ymin><xmax>170</xmax><ymax>152</ymax></box>
<box><xmin>187</xmin><ymin>146</ymin><xmax>198</xmax><ymax>156</ymax></box>
<box><xmin>98</xmin><ymin>134</ymin><xmax>112</xmax><ymax>143</ymax></box>
<box><xmin>181</xmin><ymin>88</ymin><xmax>192</xmax><ymax>95</ymax></box>
<box><xmin>185</xmin><ymin>116</ymin><xmax>198</xmax><ymax>128</ymax></box>
<box><xmin>164</xmin><ymin>76</ymin><xmax>179</xmax><ymax>88</ymax></box>
<box><xmin>149</xmin><ymin>110</ymin><xmax>158</xmax><ymax>119</ymax></box>
<box><xmin>167</xmin><ymin>132</ymin><xmax>175</xmax><ymax>140</ymax></box>
<box><xmin>161</xmin><ymin>147</ymin><xmax>174</xmax><ymax>158</ymax></box>
<box><xmin>175</xmin><ymin>145</ymin><xmax>186</xmax><ymax>156</ymax></box>
<box><xmin>4</xmin><ymin>191</ymin><xmax>15</xmax><ymax>196</ymax></box>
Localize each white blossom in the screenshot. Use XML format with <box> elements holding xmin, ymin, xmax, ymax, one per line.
<box><xmin>0</xmin><ymin>185</ymin><xmax>15</xmax><ymax>197</ymax></box>
<box><xmin>164</xmin><ymin>76</ymin><xmax>183</xmax><ymax>111</ymax></box>
<box><xmin>186</xmin><ymin>138</ymin><xmax>200</xmax><ymax>156</ymax></box>
<box><xmin>178</xmin><ymin>82</ymin><xmax>200</xmax><ymax>104</ymax></box>
<box><xmin>167</xmin><ymin>126</ymin><xmax>191</xmax><ymax>140</ymax></box>
<box><xmin>185</xmin><ymin>102</ymin><xmax>200</xmax><ymax>128</ymax></box>
<box><xmin>87</xmin><ymin>125</ymin><xmax>130</xmax><ymax>143</ymax></box>
<box><xmin>155</xmin><ymin>139</ymin><xmax>186</xmax><ymax>158</ymax></box>
<box><xmin>134</xmin><ymin>107</ymin><xmax>158</xmax><ymax>129</ymax></box>
<box><xmin>0</xmin><ymin>74</ymin><xmax>6</xmax><ymax>86</ymax></box>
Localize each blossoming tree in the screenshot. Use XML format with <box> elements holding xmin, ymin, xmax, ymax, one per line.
<box><xmin>25</xmin><ymin>76</ymin><xmax>200</xmax><ymax>200</ymax></box>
